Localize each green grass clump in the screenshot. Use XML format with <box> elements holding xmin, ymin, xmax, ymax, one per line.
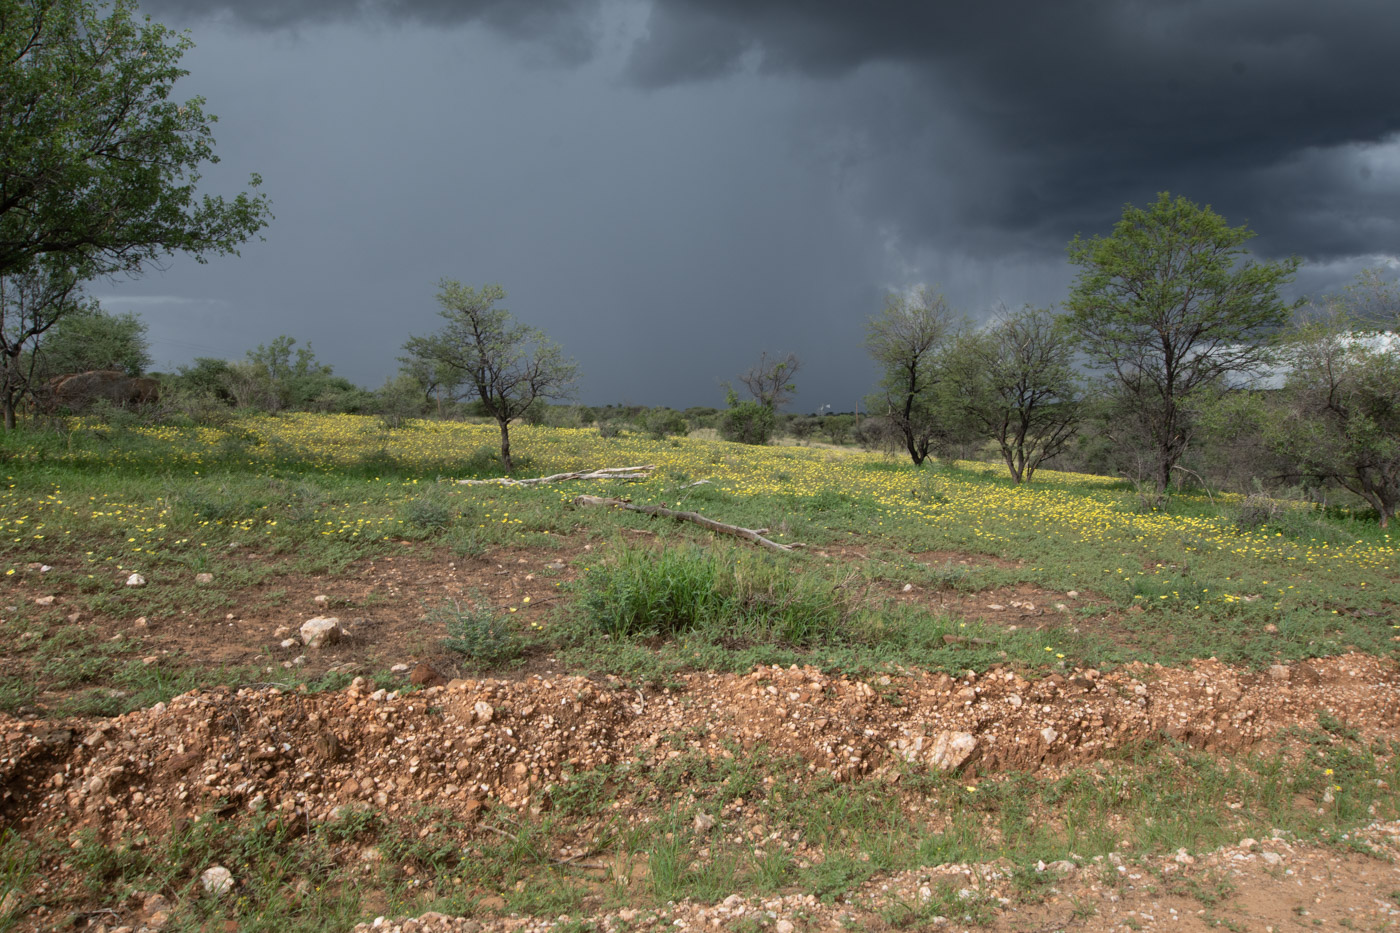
<box><xmin>575</xmin><ymin>543</ymin><xmax>856</xmax><ymax>645</ymax></box>
<box><xmin>435</xmin><ymin>597</ymin><xmax>521</xmax><ymax>665</ymax></box>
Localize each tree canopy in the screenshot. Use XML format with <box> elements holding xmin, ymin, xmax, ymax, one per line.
<box><xmin>0</xmin><ymin>0</ymin><xmax>271</xmax><ymax>282</ymax></box>
<box><xmin>1065</xmin><ymin>192</ymin><xmax>1298</xmax><ymax>495</ymax></box>
<box><xmin>402</xmin><ymin>281</ymin><xmax>577</xmax><ymax>472</ymax></box>
<box><xmin>945</xmin><ymin>306</ymin><xmax>1080</xmax><ymax>483</ymax></box>
<box><xmin>864</xmin><ymin>287</ymin><xmax>959</xmax><ymax>466</ymax></box>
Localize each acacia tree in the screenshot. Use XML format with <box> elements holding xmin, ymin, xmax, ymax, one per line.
<box><xmin>946</xmin><ymin>306</ymin><xmax>1080</xmax><ymax>483</ymax></box>
<box><xmin>1273</xmin><ymin>273</ymin><xmax>1400</xmax><ymax>528</ymax></box>
<box><xmin>1065</xmin><ymin>192</ymin><xmax>1298</xmax><ymax>496</ymax></box>
<box><xmin>720</xmin><ymin>351</ymin><xmax>800</xmax><ymax>445</ymax></box>
<box><xmin>402</xmin><ymin>281</ymin><xmax>577</xmax><ymax>472</ymax></box>
<box><xmin>737</xmin><ymin>351</ymin><xmax>801</xmax><ymax>410</ymax></box>
<box><xmin>864</xmin><ymin>287</ymin><xmax>958</xmax><ymax>465</ymax></box>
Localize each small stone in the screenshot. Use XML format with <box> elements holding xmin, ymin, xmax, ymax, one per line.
<box><xmin>474</xmin><ymin>701</ymin><xmax>494</xmax><ymax>724</ymax></box>
<box><xmin>142</xmin><ymin>656</ymin><xmax>159</xmax><ymax>665</ymax></box>
<box><xmin>66</xmin><ymin>611</ymin><xmax>82</xmax><ymax>623</ymax></box>
<box><xmin>1264</xmin><ymin>623</ymin><xmax>1279</xmax><ymax>634</ymax></box>
<box><xmin>300</xmin><ymin>616</ymin><xmax>345</xmax><ymax>648</ymax></box>
<box><xmin>33</xmin><ymin>595</ymin><xmax>55</xmax><ymax>606</ymax></box>
<box><xmin>1066</xmin><ymin>590</ymin><xmax>1079</xmax><ymax>598</ymax></box>
<box><xmin>126</xmin><ymin>573</ymin><xmax>146</xmax><ymax>587</ymax></box>
<box><xmin>1261</xmin><ymin>851</ymin><xmax>1282</xmax><ymax>866</ymax></box>
<box><xmin>200</xmin><ymin>865</ymin><xmax>234</xmax><ymax>896</ymax></box>
<box><xmin>928</xmin><ymin>731</ymin><xmax>977</xmax><ymax>771</ymax></box>
<box><xmin>410</xmin><ymin>662</ymin><xmax>445</xmax><ymax>687</ymax></box>
<box><xmin>195</xmin><ymin>573</ymin><xmax>214</xmax><ymax>584</ymax></box>
<box><xmin>314</xmin><ymin>594</ymin><xmax>329</xmax><ymax>606</ymax></box>
<box><xmin>901</xmin><ymin>583</ymin><xmax>914</xmax><ymax>592</ymax></box>
<box><xmin>1239</xmin><ymin>837</ymin><xmax>1258</xmax><ymax>849</ymax></box>
<box><xmin>133</xmin><ymin>616</ymin><xmax>148</xmax><ymax>629</ymax></box>
<box><xmin>776</xmin><ymin>921</ymin><xmax>795</xmax><ymax>933</ymax></box>
<box><xmin>1041</xmin><ymin>727</ymin><xmax>1058</xmax><ymax>745</ymax></box>
<box><xmin>693</xmin><ymin>812</ymin><xmax>716</xmax><ymax>833</ymax></box>
<box><xmin>391</xmin><ymin>663</ymin><xmax>410</xmax><ymax>673</ymax></box>
<box><xmin>280</xmin><ymin>639</ymin><xmax>298</xmax><ymax>649</ymax></box>
<box><xmin>291</xmin><ymin>655</ymin><xmax>307</xmax><ymax>667</ymax></box>
<box><xmin>1268</xmin><ymin>664</ymin><xmax>1290</xmax><ymax>682</ymax></box>
<box><xmin>987</xmin><ymin>603</ymin><xmax>1005</xmax><ymax>611</ymax></box>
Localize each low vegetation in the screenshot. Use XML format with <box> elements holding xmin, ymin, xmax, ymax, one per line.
<box><xmin>0</xmin><ymin>415</ymin><xmax>1395</xmax><ymax>930</ymax></box>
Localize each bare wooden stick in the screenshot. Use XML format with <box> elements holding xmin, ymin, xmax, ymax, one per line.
<box><xmin>456</xmin><ymin>465</ymin><xmax>656</xmax><ymax>487</ymax></box>
<box><xmin>573</xmin><ymin>495</ymin><xmax>800</xmax><ymax>553</ymax></box>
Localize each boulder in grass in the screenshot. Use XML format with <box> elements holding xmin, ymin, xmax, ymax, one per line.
<box><xmin>300</xmin><ymin>616</ymin><xmax>345</xmax><ymax>648</ymax></box>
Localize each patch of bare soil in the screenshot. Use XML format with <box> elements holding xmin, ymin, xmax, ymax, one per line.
<box><xmin>356</xmin><ymin>829</ymin><xmax>1400</xmax><ymax>932</ymax></box>
<box><xmin>9</xmin><ymin>544</ymin><xmax>590</xmax><ymax>709</ymax></box>
<box><xmin>2</xmin><ymin>654</ymin><xmax>1397</xmax><ymax>929</ymax></box>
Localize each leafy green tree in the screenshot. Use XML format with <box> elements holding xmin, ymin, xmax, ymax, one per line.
<box><xmin>864</xmin><ymin>287</ymin><xmax>959</xmax><ymax>465</ymax></box>
<box><xmin>0</xmin><ymin>0</ymin><xmax>270</xmax><ymax>282</ymax></box>
<box><xmin>1065</xmin><ymin>192</ymin><xmax>1298</xmax><ymax>496</ymax></box>
<box><xmin>0</xmin><ymin>0</ymin><xmax>269</xmax><ymax>428</ymax></box>
<box><xmin>228</xmin><ymin>336</ymin><xmax>330</xmax><ymax>411</ymax></box>
<box><xmin>402</xmin><ymin>281</ymin><xmax>577</xmax><ymax>472</ymax></box>
<box><xmin>171</xmin><ymin>356</ymin><xmax>234</xmax><ymax>403</ymax></box>
<box><xmin>944</xmin><ymin>306</ymin><xmax>1080</xmax><ymax>483</ymax></box>
<box><xmin>35</xmin><ymin>304</ymin><xmax>150</xmax><ymax>378</ymax></box>
<box><xmin>1272</xmin><ymin>272</ymin><xmax>1400</xmax><ymax>527</ymax></box>
<box><xmin>0</xmin><ymin>265</ymin><xmax>88</xmax><ymax>427</ymax></box>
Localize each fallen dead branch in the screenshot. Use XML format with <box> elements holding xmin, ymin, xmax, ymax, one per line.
<box><xmin>573</xmin><ymin>494</ymin><xmax>801</xmax><ymax>553</ymax></box>
<box><xmin>456</xmin><ymin>465</ymin><xmax>655</xmax><ymax>487</ymax></box>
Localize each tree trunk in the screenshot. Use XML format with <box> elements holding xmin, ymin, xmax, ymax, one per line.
<box><xmin>2</xmin><ymin>393</ymin><xmax>13</xmax><ymax>432</ymax></box>
<box><xmin>498</xmin><ymin>418</ymin><xmax>514</xmax><ymax>473</ymax></box>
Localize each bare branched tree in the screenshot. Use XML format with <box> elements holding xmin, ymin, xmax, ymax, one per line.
<box><xmin>737</xmin><ymin>351</ymin><xmax>801</xmax><ymax>410</ymax></box>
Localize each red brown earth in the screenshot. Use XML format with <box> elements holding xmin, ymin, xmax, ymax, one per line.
<box><xmin>4</xmin><ymin>542</ymin><xmax>1399</xmax><ymax>931</ymax></box>
<box><xmin>3</xmin><ymin>654</ymin><xmax>1398</xmax><ymax>931</ymax></box>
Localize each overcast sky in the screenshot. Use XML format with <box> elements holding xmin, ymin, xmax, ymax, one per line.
<box><xmin>107</xmin><ymin>0</ymin><xmax>1400</xmax><ymax>410</ymax></box>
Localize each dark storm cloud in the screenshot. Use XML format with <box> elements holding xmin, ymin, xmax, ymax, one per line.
<box><xmin>143</xmin><ymin>0</ymin><xmax>1400</xmax><ymax>262</ymax></box>
<box><xmin>139</xmin><ymin>0</ymin><xmax>603</xmax><ymax>61</ymax></box>
<box><xmin>623</xmin><ymin>1</ymin><xmax>1400</xmax><ymax>261</ymax></box>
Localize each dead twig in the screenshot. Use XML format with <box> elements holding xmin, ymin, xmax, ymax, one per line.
<box><xmin>456</xmin><ymin>465</ymin><xmax>656</xmax><ymax>487</ymax></box>
<box><xmin>573</xmin><ymin>495</ymin><xmax>802</xmax><ymax>552</ymax></box>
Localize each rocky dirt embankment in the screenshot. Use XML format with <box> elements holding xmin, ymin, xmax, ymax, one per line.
<box><xmin>1</xmin><ymin>654</ymin><xmax>1395</xmax><ymax>841</ymax></box>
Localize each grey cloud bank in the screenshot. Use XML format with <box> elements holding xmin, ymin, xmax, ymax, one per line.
<box><xmin>115</xmin><ymin>0</ymin><xmax>1400</xmax><ymax>409</ymax></box>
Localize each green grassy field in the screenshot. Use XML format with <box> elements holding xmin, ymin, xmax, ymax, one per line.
<box><xmin>0</xmin><ymin>414</ymin><xmax>1396</xmax><ymax>931</ymax></box>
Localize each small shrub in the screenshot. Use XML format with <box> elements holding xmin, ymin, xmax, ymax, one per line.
<box><xmin>642</xmin><ymin>408</ymin><xmax>689</xmax><ymax>439</ymax></box>
<box><xmin>719</xmin><ymin>401</ymin><xmax>774</xmax><ymax>445</ymax></box>
<box><xmin>435</xmin><ymin>598</ymin><xmax>520</xmax><ymax>665</ymax></box>
<box><xmin>1233</xmin><ymin>492</ymin><xmax>1279</xmax><ymax>530</ymax></box>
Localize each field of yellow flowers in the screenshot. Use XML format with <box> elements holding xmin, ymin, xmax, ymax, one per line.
<box><xmin>1</xmin><ymin>412</ymin><xmax>1394</xmax><ymax>668</ymax></box>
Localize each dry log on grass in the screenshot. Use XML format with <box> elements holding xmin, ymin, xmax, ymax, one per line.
<box><xmin>573</xmin><ymin>494</ymin><xmax>801</xmax><ymax>553</ymax></box>
<box><xmin>456</xmin><ymin>465</ymin><xmax>655</xmax><ymax>487</ymax></box>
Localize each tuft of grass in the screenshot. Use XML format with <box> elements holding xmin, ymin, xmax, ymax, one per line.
<box><xmin>574</xmin><ymin>544</ymin><xmax>858</xmax><ymax>645</ymax></box>
<box><xmin>434</xmin><ymin>596</ymin><xmax>521</xmax><ymax>665</ymax></box>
